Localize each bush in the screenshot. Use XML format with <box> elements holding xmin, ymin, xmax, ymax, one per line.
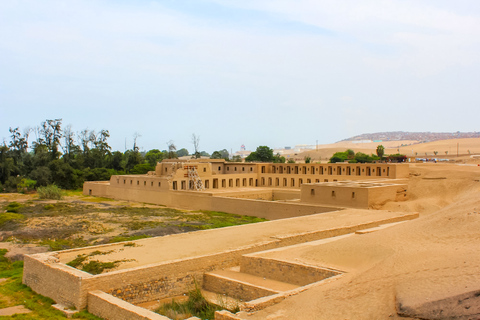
<box><xmin>37</xmin><ymin>184</ymin><xmax>63</xmax><ymax>200</ymax></box>
<box><xmin>17</xmin><ymin>178</ymin><xmax>37</xmax><ymax>193</ymax></box>
<box><xmin>0</xmin><ymin>211</ymin><xmax>25</xmax><ymax>229</ymax></box>
<box><xmin>6</xmin><ymin>202</ymin><xmax>23</xmax><ymax>213</ymax></box>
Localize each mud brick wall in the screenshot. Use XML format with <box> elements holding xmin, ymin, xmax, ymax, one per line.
<box><xmin>240</xmin><ymin>256</ymin><xmax>341</xmax><ymax>286</ymax></box>
<box><xmin>23</xmin><ymin>254</ymin><xmax>92</xmax><ymax>309</ymax></box>
<box><xmin>88</xmin><ymin>290</ymin><xmax>169</xmax><ymax>320</ymax></box>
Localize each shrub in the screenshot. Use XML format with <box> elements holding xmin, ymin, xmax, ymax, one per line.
<box><xmin>6</xmin><ymin>202</ymin><xmax>23</xmax><ymax>213</ymax></box>
<box><xmin>37</xmin><ymin>184</ymin><xmax>63</xmax><ymax>200</ymax></box>
<box><xmin>17</xmin><ymin>178</ymin><xmax>37</xmax><ymax>193</ymax></box>
<box><xmin>0</xmin><ymin>212</ymin><xmax>25</xmax><ymax>228</ymax></box>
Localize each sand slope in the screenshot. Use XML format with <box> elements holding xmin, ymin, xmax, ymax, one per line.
<box><xmin>240</xmin><ymin>164</ymin><xmax>480</xmax><ymax>319</ymax></box>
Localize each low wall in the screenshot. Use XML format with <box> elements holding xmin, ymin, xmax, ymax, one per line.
<box><xmin>240</xmin><ymin>256</ymin><xmax>341</xmax><ymax>286</ymax></box>
<box><xmin>84</xmin><ymin>181</ymin><xmax>109</xmax><ymax>197</ymax></box>
<box><xmin>87</xmin><ymin>183</ymin><xmax>338</xmax><ymax>220</ymax></box>
<box><xmin>88</xmin><ymin>290</ymin><xmax>169</xmax><ymax>320</ymax></box>
<box><xmin>209</xmin><ymin>196</ymin><xmax>339</xmax><ymax>220</ymax></box>
<box><xmin>23</xmin><ymin>253</ymin><xmax>92</xmax><ymax>308</ymax></box>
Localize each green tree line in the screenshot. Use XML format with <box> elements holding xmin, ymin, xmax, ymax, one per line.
<box><xmin>0</xmin><ymin>119</ymin><xmax>191</xmax><ymax>192</ymax></box>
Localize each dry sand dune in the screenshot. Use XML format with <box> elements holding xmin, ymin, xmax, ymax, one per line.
<box><xmin>240</xmin><ymin>163</ymin><xmax>480</xmax><ymax>320</ymax></box>
<box><xmin>295</xmin><ymin>138</ymin><xmax>480</xmax><ymax>162</ymax></box>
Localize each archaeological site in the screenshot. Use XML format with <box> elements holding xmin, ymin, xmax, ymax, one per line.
<box><xmin>22</xmin><ymin>158</ymin><xmax>480</xmax><ymax>319</ymax></box>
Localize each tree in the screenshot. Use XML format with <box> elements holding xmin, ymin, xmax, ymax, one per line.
<box><xmin>211</xmin><ymin>149</ymin><xmax>229</xmax><ymax>160</ymax></box>
<box><xmin>145</xmin><ymin>149</ymin><xmax>165</xmax><ymax>167</ymax></box>
<box><xmin>273</xmin><ymin>153</ymin><xmax>285</xmax><ymax>163</ymax></box>
<box><xmin>167</xmin><ymin>141</ymin><xmax>177</xmax><ymax>159</ymax></box>
<box><xmin>191</xmin><ymin>134</ymin><xmax>200</xmax><ymax>159</ymax></box>
<box><xmin>329</xmin><ymin>151</ymin><xmax>349</xmax><ymax>163</ymax></box>
<box><xmin>304</xmin><ymin>156</ymin><xmax>312</xmax><ymax>163</ymax></box>
<box><xmin>346</xmin><ymin>149</ymin><xmax>355</xmax><ymax>160</ymax></box>
<box><xmin>132</xmin><ymin>132</ymin><xmax>141</xmax><ymax>152</ymax></box>
<box><xmin>210</xmin><ymin>151</ymin><xmax>223</xmax><ymax>159</ymax></box>
<box><xmin>177</xmin><ymin>148</ymin><xmax>189</xmax><ymax>157</ymax></box>
<box><xmin>245</xmin><ymin>146</ymin><xmax>273</xmax><ymax>162</ymax></box>
<box><xmin>40</xmin><ymin>119</ymin><xmax>63</xmax><ymax>160</ymax></box>
<box><xmin>376</xmin><ymin>145</ymin><xmax>385</xmax><ymax>158</ymax></box>
<box><xmin>231</xmin><ymin>155</ymin><xmax>242</xmax><ymax>162</ymax></box>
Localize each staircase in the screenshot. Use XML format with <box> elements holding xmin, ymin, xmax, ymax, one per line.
<box><xmin>203</xmin><ymin>253</ymin><xmax>342</xmax><ymax>305</ymax></box>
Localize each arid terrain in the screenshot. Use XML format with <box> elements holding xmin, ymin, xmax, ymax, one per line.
<box><xmin>296</xmin><ymin>137</ymin><xmax>480</xmax><ymax>162</ymax></box>
<box><xmin>237</xmin><ymin>163</ymin><xmax>480</xmax><ymax>319</ymax></box>
<box><xmin>0</xmin><ymin>192</ymin><xmax>265</xmax><ymax>259</ymax></box>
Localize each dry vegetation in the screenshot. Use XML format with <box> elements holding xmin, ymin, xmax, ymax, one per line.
<box><xmin>0</xmin><ymin>191</ymin><xmax>266</xmax><ymax>252</ymax></box>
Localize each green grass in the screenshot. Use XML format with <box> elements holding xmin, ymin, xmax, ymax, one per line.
<box><xmin>37</xmin><ymin>185</ymin><xmax>63</xmax><ymax>200</ymax></box>
<box><xmin>81</xmin><ymin>261</ymin><xmax>120</xmax><ymax>275</ymax></box>
<box><xmin>0</xmin><ymin>249</ymin><xmax>103</xmax><ymax>320</ymax></box>
<box><xmin>108</xmin><ymin>234</ymin><xmax>151</xmax><ymax>243</ymax></box>
<box><xmin>5</xmin><ymin>202</ymin><xmax>23</xmax><ymax>213</ymax></box>
<box><xmin>121</xmin><ymin>220</ymin><xmax>165</xmax><ymax>231</ymax></box>
<box><xmin>40</xmin><ymin>237</ymin><xmax>89</xmax><ymax>251</ymax></box>
<box><xmin>156</xmin><ymin>282</ymin><xmax>238</xmax><ymax>320</ymax></box>
<box><xmin>181</xmin><ymin>210</ymin><xmax>267</xmax><ymax>230</ymax></box>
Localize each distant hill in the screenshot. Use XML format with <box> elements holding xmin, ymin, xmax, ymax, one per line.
<box><xmin>340</xmin><ymin>131</ymin><xmax>480</xmax><ymax>143</ymax></box>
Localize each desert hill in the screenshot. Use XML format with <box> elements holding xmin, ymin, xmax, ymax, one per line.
<box><xmin>341</xmin><ymin>131</ymin><xmax>480</xmax><ymax>142</ymax></box>
<box><xmin>294</xmin><ymin>137</ymin><xmax>480</xmax><ymax>162</ymax></box>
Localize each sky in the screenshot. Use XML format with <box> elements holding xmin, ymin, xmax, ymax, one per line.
<box><xmin>1</xmin><ymin>0</ymin><xmax>480</xmax><ymax>154</ymax></box>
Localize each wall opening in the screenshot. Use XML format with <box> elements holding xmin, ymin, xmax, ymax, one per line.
<box><xmin>173</xmin><ymin>181</ymin><xmax>177</xmax><ymax>190</ymax></box>
<box><xmin>311</xmin><ymin>189</ymin><xmax>315</xmax><ymax>196</ymax></box>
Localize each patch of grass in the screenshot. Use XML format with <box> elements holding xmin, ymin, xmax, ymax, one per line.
<box><xmin>66</xmin><ymin>254</ymin><xmax>88</xmax><ymax>268</ymax></box>
<box><xmin>123</xmin><ymin>242</ymin><xmax>137</xmax><ymax>247</ymax></box>
<box><xmin>0</xmin><ymin>249</ymin><xmax>103</xmax><ymax>319</ymax></box>
<box><xmin>81</xmin><ymin>196</ymin><xmax>115</xmax><ymax>203</ymax></box>
<box><xmin>0</xmin><ymin>211</ymin><xmax>25</xmax><ymax>229</ymax></box>
<box><xmin>40</xmin><ymin>237</ymin><xmax>89</xmax><ymax>251</ymax></box>
<box><xmin>178</xmin><ymin>210</ymin><xmax>268</xmax><ymax>230</ymax></box>
<box><xmin>81</xmin><ymin>260</ymin><xmax>119</xmax><ymax>275</ymax></box>
<box><xmin>63</xmin><ymin>189</ymin><xmax>84</xmax><ymax>197</ymax></box>
<box><xmin>5</xmin><ymin>201</ymin><xmax>23</xmax><ymax>213</ymax></box>
<box><xmin>43</xmin><ymin>204</ymin><xmax>54</xmax><ymax>210</ymax></box>
<box><xmin>108</xmin><ymin>234</ymin><xmax>151</xmax><ymax>243</ymax></box>
<box><xmin>37</xmin><ymin>184</ymin><xmax>63</xmax><ymax>200</ymax></box>
<box><xmin>121</xmin><ymin>220</ymin><xmax>165</xmax><ymax>230</ymax></box>
<box><xmin>81</xmin><ymin>258</ymin><xmax>133</xmax><ymax>275</ymax></box>
<box><xmin>156</xmin><ymin>282</ymin><xmax>235</xmax><ymax>320</ymax></box>
<box><xmin>67</xmin><ymin>250</ymin><xmax>115</xmax><ymax>269</ymax></box>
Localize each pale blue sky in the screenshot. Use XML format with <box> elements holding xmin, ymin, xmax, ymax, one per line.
<box><xmin>1</xmin><ymin>0</ymin><xmax>479</xmax><ymax>153</ymax></box>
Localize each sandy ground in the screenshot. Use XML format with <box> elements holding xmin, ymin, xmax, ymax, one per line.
<box><xmin>56</xmin><ymin>208</ymin><xmax>415</xmax><ymax>271</ymax></box>
<box><xmin>236</xmin><ymin>163</ymin><xmax>480</xmax><ymax>319</ymax></box>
